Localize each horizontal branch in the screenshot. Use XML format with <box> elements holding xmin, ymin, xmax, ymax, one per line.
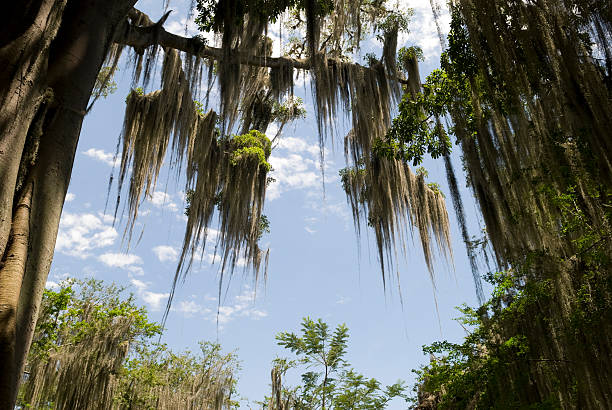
<box><xmin>116</xmin><ymin>8</ymin><xmax>410</xmax><ymax>84</ymax></box>
<box><xmin>117</xmin><ymin>9</ymin><xmax>310</xmax><ymax>69</ymax></box>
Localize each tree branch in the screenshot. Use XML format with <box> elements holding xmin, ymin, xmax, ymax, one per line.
<box><xmin>115</xmin><ymin>8</ymin><xmax>411</xmax><ymax>84</ymax></box>
<box><xmin>116</xmin><ymin>10</ymin><xmax>310</xmax><ymax>69</ymax></box>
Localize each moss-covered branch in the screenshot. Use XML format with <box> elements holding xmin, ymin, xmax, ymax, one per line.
<box><xmin>115</xmin><ymin>8</ymin><xmax>413</xmax><ymax>85</ymax></box>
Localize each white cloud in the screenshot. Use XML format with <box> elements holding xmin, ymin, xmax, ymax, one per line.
<box><xmin>175</xmin><ymin>300</ymin><xmax>213</xmax><ymax>317</ymax></box>
<box><xmin>172</xmin><ymin>287</ymin><xmax>267</xmax><ymax>325</ymax></box>
<box><xmin>130</xmin><ymin>278</ymin><xmax>148</xmax><ymax>291</ymax></box>
<box><xmin>276</xmin><ymin>137</ymin><xmax>321</xmax><ymax>157</ymax></box>
<box><xmin>206</xmin><ymin>228</ymin><xmax>220</xmax><ymax>242</ymax></box>
<box><xmin>165</xmin><ymin>14</ymin><xmax>207</xmax><ymax>39</ymax></box>
<box><xmin>98</xmin><ymin>252</ymin><xmax>143</xmax><ymax>268</ymax></box>
<box><xmin>45</xmin><ymin>281</ymin><xmax>60</xmax><ymax>290</ymax></box>
<box><xmin>56</xmin><ymin>212</ymin><xmax>118</xmax><ymax>258</ymax></box>
<box><xmin>65</xmin><ymin>193</ymin><xmax>75</xmax><ymax>202</ymax></box>
<box><xmin>293</xmin><ymin>71</ymin><xmax>311</xmax><ymax>88</ymax></box>
<box><xmin>99</xmin><ymin>252</ymin><xmax>144</xmax><ymax>276</ymax></box>
<box><xmin>265</xmin><ymin>134</ymin><xmax>338</xmax><ymax>200</ymax></box>
<box><xmin>148</xmin><ymin>191</ymin><xmax>179</xmax><ymax>212</ymax></box>
<box><xmin>177</xmin><ymin>300</ymin><xmax>203</xmax><ymax>314</ymax></box>
<box><xmin>215</xmin><ymin>288</ymin><xmax>268</xmax><ymax>324</ymax></box>
<box><xmin>129</xmin><ymin>278</ymin><xmax>169</xmax><ymax>311</ymax></box>
<box><xmin>98</xmin><ymin>213</ymin><xmax>115</xmax><ymax>224</ymax></box>
<box><xmin>301</xmin><ymin>198</ymin><xmax>351</xmax><ymax>230</ymax></box>
<box><xmin>320</xmin><ymin>202</ymin><xmax>349</xmax><ymax>220</ymax></box>
<box><xmin>268</xmin><ymin>153</ymin><xmax>320</xmax><ymax>200</ymax></box>
<box><xmin>153</xmin><ymin>245</ymin><xmax>179</xmax><ymax>262</ymax></box>
<box><xmin>83</xmin><ymin>148</ymin><xmax>118</xmax><ymax>167</ymax></box>
<box><xmin>142</xmin><ymin>291</ymin><xmax>170</xmax><ymax>311</ymax></box>
<box><xmin>400</xmin><ymin>0</ymin><xmax>450</xmax><ymax>61</ymax></box>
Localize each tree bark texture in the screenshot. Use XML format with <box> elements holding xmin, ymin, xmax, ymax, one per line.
<box><xmin>0</xmin><ymin>183</ymin><xmax>33</xmax><ymax>407</ymax></box>
<box><xmin>0</xmin><ymin>0</ymin><xmax>136</xmax><ymax>407</ymax></box>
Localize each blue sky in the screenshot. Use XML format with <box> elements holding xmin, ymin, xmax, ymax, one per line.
<box><xmin>47</xmin><ymin>1</ymin><xmax>489</xmax><ymax>407</ymax></box>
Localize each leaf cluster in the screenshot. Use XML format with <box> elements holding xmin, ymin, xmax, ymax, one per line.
<box><xmin>228</xmin><ymin>129</ymin><xmax>273</xmax><ymax>171</ymax></box>
<box><xmin>271</xmin><ymin>96</ymin><xmax>307</xmax><ymax>124</ymax></box>
<box><xmin>413</xmin><ymin>271</ymin><xmax>553</xmax><ymax>409</ymax></box>
<box><xmin>380</xmin><ymin>9</ymin><xmax>480</xmax><ymax>166</ymax></box>
<box><xmin>271</xmin><ymin>317</ymin><xmax>407</xmax><ymax>409</ymax></box>
<box><xmin>92</xmin><ymin>66</ymin><xmax>118</xmax><ymax>99</ymax></box>
<box><xmin>30</xmin><ymin>279</ymin><xmax>161</xmax><ymax>360</ymax></box>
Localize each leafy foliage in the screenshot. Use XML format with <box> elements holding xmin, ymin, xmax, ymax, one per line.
<box><xmin>413</xmin><ymin>272</ymin><xmax>543</xmax><ymax>408</ymax></box>
<box><xmin>258</xmin><ymin>214</ymin><xmax>271</xmax><ymax>239</ymax></box>
<box><xmin>115</xmin><ymin>341</ymin><xmax>240</xmax><ymax>409</ymax></box>
<box><xmin>228</xmin><ymin>129</ymin><xmax>273</xmax><ymax>171</ymax></box>
<box><xmin>415</xmin><ymin>184</ymin><xmax>612</xmax><ymax>408</ymax></box>
<box><xmin>397</xmin><ymin>46</ymin><xmax>423</xmax><ymax>66</ymax></box>
<box><xmin>271</xmin><ymin>96</ymin><xmax>307</xmax><ymax>124</ymax></box>
<box><xmin>18</xmin><ymin>278</ymin><xmax>239</xmax><ymax>409</ymax></box>
<box><xmin>92</xmin><ymin>66</ymin><xmax>118</xmax><ymax>99</ymax></box>
<box><xmin>265</xmin><ymin>318</ymin><xmax>408</xmax><ymax>409</ymax></box>
<box><xmin>28</xmin><ymin>279</ymin><xmax>160</xmax><ymax>361</ymax></box>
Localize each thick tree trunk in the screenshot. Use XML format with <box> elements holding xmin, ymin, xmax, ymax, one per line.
<box><xmin>0</xmin><ymin>0</ymin><xmax>65</xmax><ymax>272</ymax></box>
<box><xmin>0</xmin><ymin>0</ymin><xmax>136</xmax><ymax>407</ymax></box>
<box><xmin>0</xmin><ymin>0</ymin><xmax>66</xmax><ymax>404</ymax></box>
<box><xmin>0</xmin><ymin>184</ymin><xmax>33</xmax><ymax>406</ymax></box>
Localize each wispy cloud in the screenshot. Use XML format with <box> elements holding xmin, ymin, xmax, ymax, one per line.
<box><xmin>216</xmin><ymin>288</ymin><xmax>268</xmax><ymax>324</ymax></box>
<box><xmin>152</xmin><ymin>245</ymin><xmax>179</xmax><ymax>262</ymax></box>
<box><xmin>83</xmin><ymin>148</ymin><xmax>118</xmax><ymax>167</ymax></box>
<box><xmin>275</xmin><ymin>137</ymin><xmax>321</xmax><ymax>157</ymax></box>
<box><xmin>99</xmin><ymin>252</ymin><xmax>144</xmax><ymax>275</ymax></box>
<box><xmin>142</xmin><ymin>290</ymin><xmax>170</xmax><ymax>311</ymax></box>
<box><xmin>129</xmin><ymin>278</ymin><xmax>169</xmax><ymax>311</ymax></box>
<box><xmin>45</xmin><ymin>281</ymin><xmax>60</xmax><ymax>290</ymax></box>
<box><xmin>173</xmin><ymin>287</ymin><xmax>267</xmax><ymax>325</ymax></box>
<box><xmin>400</xmin><ymin>0</ymin><xmax>450</xmax><ymax>61</ymax></box>
<box><xmin>56</xmin><ymin>212</ymin><xmax>118</xmax><ymax>258</ymax></box>
<box><xmin>164</xmin><ymin>13</ymin><xmax>216</xmax><ymax>41</ymax></box>
<box><xmin>148</xmin><ymin>191</ymin><xmax>179</xmax><ymax>212</ymax></box>
<box><xmin>303</xmin><ymin>199</ymin><xmax>350</xmax><ymax>230</ymax></box>
<box><xmin>98</xmin><ymin>252</ymin><xmax>143</xmax><ymax>268</ymax></box>
<box><xmin>268</xmin><ymin>153</ymin><xmax>320</xmax><ymax>200</ymax></box>
<box><xmin>176</xmin><ymin>300</ymin><xmax>213</xmax><ymax>318</ymax></box>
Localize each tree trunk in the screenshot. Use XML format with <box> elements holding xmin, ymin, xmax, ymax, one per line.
<box><xmin>0</xmin><ymin>0</ymin><xmax>136</xmax><ymax>407</ymax></box>
<box><xmin>0</xmin><ymin>183</ymin><xmax>33</xmax><ymax>406</ymax></box>
<box><xmin>0</xmin><ymin>0</ymin><xmax>67</xmax><ymax>404</ymax></box>
<box><xmin>0</xmin><ymin>0</ymin><xmax>65</xmax><ymax>277</ymax></box>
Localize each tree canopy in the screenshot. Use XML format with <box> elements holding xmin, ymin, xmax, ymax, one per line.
<box><xmin>0</xmin><ymin>1</ymin><xmax>453</xmax><ymax>403</ymax></box>
<box><xmin>18</xmin><ymin>278</ymin><xmax>240</xmax><ymax>409</ymax></box>
<box><xmin>1</xmin><ymin>0</ymin><xmax>611</xmax><ymax>407</ymax></box>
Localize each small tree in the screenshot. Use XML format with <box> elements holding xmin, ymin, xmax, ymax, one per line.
<box><xmin>267</xmin><ymin>318</ymin><xmax>407</xmax><ymax>409</ymax></box>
